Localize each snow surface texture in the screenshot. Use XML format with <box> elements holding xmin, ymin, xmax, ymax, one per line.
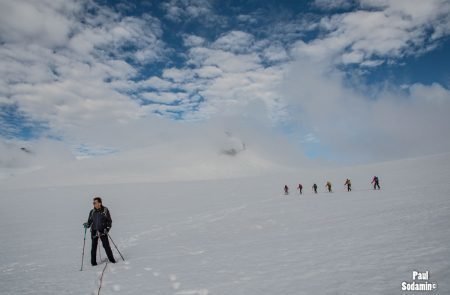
<box><xmin>0</xmin><ymin>154</ymin><xmax>449</xmax><ymax>294</ymax></box>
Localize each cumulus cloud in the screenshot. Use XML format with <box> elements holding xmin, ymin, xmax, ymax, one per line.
<box><xmin>196</xmin><ymin>49</ymin><xmax>262</xmax><ymax>73</ymax></box>
<box><xmin>154</xmin><ymin>38</ymin><xmax>288</xmax><ymax>122</ymax></box>
<box><xmin>194</xmin><ymin>66</ymin><xmax>223</xmax><ymax>79</ymax></box>
<box><xmin>0</xmin><ymin>0</ymin><xmax>166</xmax><ymax>143</ymax></box>
<box><xmin>68</xmin><ymin>13</ymin><xmax>164</xmax><ymax>63</ymax></box>
<box><xmin>161</xmin><ymin>0</ymin><xmax>223</xmax><ymax>26</ymax></box>
<box><xmin>0</xmin><ymin>0</ymin><xmax>79</xmax><ymax>47</ymax></box>
<box><xmin>163</xmin><ymin>67</ymin><xmax>196</xmax><ymax>83</ymax></box>
<box><xmin>183</xmin><ymin>34</ymin><xmax>206</xmax><ymax>47</ymax></box>
<box><xmin>281</xmin><ymin>59</ymin><xmax>450</xmax><ymax>162</ymax></box>
<box><xmin>279</xmin><ymin>0</ymin><xmax>450</xmax><ymax>162</ymax></box>
<box><xmin>262</xmin><ymin>43</ymin><xmax>290</xmax><ymax>63</ymax></box>
<box><xmin>139</xmin><ymin>77</ymin><xmax>175</xmax><ymax>91</ymax></box>
<box><xmin>211</xmin><ymin>31</ymin><xmax>255</xmax><ymax>54</ymax></box>
<box><xmin>298</xmin><ymin>0</ymin><xmax>450</xmax><ymax>65</ymax></box>
<box><xmin>408</xmin><ymin>83</ymin><xmax>450</xmax><ymax>104</ymax></box>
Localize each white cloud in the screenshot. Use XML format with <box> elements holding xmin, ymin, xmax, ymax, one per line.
<box><xmin>211</xmin><ymin>31</ymin><xmax>255</xmax><ymax>54</ymax></box>
<box><xmin>161</xmin><ymin>0</ymin><xmax>221</xmax><ymax>25</ymax></box>
<box><xmin>183</xmin><ymin>34</ymin><xmax>206</xmax><ymax>47</ymax></box>
<box><xmin>313</xmin><ymin>0</ymin><xmax>357</xmax><ymax>10</ymax></box>
<box><xmin>0</xmin><ymin>0</ymin><xmax>79</xmax><ymax>47</ymax></box>
<box><xmin>297</xmin><ymin>0</ymin><xmax>450</xmax><ymax>66</ymax></box>
<box><xmin>11</xmin><ymin>79</ymin><xmax>142</xmax><ymax>132</ymax></box>
<box><xmin>262</xmin><ymin>44</ymin><xmax>289</xmax><ymax>63</ymax></box>
<box><xmin>0</xmin><ymin>1</ymin><xmax>167</xmax><ymax>146</ymax></box>
<box><xmin>194</xmin><ymin>66</ymin><xmax>286</xmax><ymax>121</ymax></box>
<box><xmin>68</xmin><ymin>14</ymin><xmax>164</xmax><ymax>63</ymax></box>
<box><xmin>194</xmin><ymin>66</ymin><xmax>223</xmax><ymax>79</ymax></box>
<box><xmin>188</xmin><ymin>48</ymin><xmax>262</xmax><ymax>73</ymax></box>
<box><xmin>408</xmin><ymin>83</ymin><xmax>450</xmax><ymax>104</ymax></box>
<box><xmin>281</xmin><ymin>59</ymin><xmax>450</xmax><ymax>162</ymax></box>
<box><xmin>341</xmin><ymin>50</ymin><xmax>365</xmax><ymax>64</ymax></box>
<box><xmin>360</xmin><ymin>60</ymin><xmax>384</xmax><ymax>67</ymax></box>
<box><xmin>139</xmin><ymin>77</ymin><xmax>174</xmax><ymax>90</ymax></box>
<box><xmin>237</xmin><ymin>14</ymin><xmax>259</xmax><ymax>24</ymax></box>
<box><xmin>0</xmin><ymin>138</ymin><xmax>75</xmax><ymax>171</ymax></box>
<box><xmin>163</xmin><ymin>68</ymin><xmax>195</xmax><ymax>83</ymax></box>
<box><xmin>154</xmin><ymin>33</ymin><xmax>289</xmax><ymax>122</ymax></box>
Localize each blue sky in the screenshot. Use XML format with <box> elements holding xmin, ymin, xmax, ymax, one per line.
<box><xmin>1</xmin><ymin>0</ymin><xmax>450</xmax><ymax>175</ymax></box>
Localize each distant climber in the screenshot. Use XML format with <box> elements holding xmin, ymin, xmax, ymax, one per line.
<box><xmin>371</xmin><ymin>176</ymin><xmax>380</xmax><ymax>190</ymax></box>
<box><xmin>325</xmin><ymin>181</ymin><xmax>332</xmax><ymax>193</ymax></box>
<box><xmin>344</xmin><ymin>179</ymin><xmax>352</xmax><ymax>192</ymax></box>
<box><xmin>284</xmin><ymin>185</ymin><xmax>289</xmax><ymax>195</ymax></box>
<box><xmin>297</xmin><ymin>184</ymin><xmax>303</xmax><ymax>195</ymax></box>
<box><xmin>312</xmin><ymin>183</ymin><xmax>318</xmax><ymax>194</ymax></box>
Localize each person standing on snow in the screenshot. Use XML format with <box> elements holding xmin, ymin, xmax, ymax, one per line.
<box><xmin>325</xmin><ymin>181</ymin><xmax>332</xmax><ymax>193</ymax></box>
<box><xmin>312</xmin><ymin>183</ymin><xmax>318</xmax><ymax>194</ymax></box>
<box><xmin>344</xmin><ymin>179</ymin><xmax>352</xmax><ymax>192</ymax></box>
<box><xmin>297</xmin><ymin>183</ymin><xmax>303</xmax><ymax>195</ymax></box>
<box><xmin>83</xmin><ymin>197</ymin><xmax>116</xmax><ymax>266</ymax></box>
<box><xmin>284</xmin><ymin>185</ymin><xmax>289</xmax><ymax>195</ymax></box>
<box><xmin>371</xmin><ymin>176</ymin><xmax>380</xmax><ymax>190</ymax></box>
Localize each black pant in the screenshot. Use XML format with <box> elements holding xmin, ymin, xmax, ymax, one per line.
<box><xmin>347</xmin><ymin>185</ymin><xmax>351</xmax><ymax>192</ymax></box>
<box><xmin>91</xmin><ymin>232</ymin><xmax>115</xmax><ymax>264</ymax></box>
<box><xmin>373</xmin><ymin>181</ymin><xmax>380</xmax><ymax>190</ymax></box>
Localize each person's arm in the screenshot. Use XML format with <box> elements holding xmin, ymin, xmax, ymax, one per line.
<box><xmin>83</xmin><ymin>210</ymin><xmax>93</xmax><ymax>228</ymax></box>
<box><xmin>105</xmin><ymin>208</ymin><xmax>112</xmax><ymax>230</ymax></box>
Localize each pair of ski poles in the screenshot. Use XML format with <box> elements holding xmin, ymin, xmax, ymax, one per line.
<box><xmin>80</xmin><ymin>228</ymin><xmax>125</xmax><ymax>271</ymax></box>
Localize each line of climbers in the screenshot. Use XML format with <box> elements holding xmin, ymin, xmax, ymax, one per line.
<box><xmin>283</xmin><ymin>176</ymin><xmax>380</xmax><ymax>195</ymax></box>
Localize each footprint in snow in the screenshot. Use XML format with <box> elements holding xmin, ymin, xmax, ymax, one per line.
<box><xmin>169</xmin><ymin>274</ymin><xmax>180</xmax><ymax>290</ymax></box>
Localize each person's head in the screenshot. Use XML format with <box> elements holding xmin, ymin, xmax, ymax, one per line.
<box><xmin>93</xmin><ymin>197</ymin><xmax>102</xmax><ymax>209</ymax></box>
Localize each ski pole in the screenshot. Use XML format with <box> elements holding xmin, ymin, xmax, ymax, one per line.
<box><xmin>80</xmin><ymin>227</ymin><xmax>87</xmax><ymax>271</ymax></box>
<box><xmin>107</xmin><ymin>233</ymin><xmax>125</xmax><ymax>261</ymax></box>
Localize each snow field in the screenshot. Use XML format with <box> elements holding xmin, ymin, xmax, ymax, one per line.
<box><xmin>1</xmin><ymin>153</ymin><xmax>449</xmax><ymax>294</ymax></box>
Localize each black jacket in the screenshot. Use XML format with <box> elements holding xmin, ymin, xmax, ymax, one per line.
<box><xmin>86</xmin><ymin>206</ymin><xmax>112</xmax><ymax>233</ymax></box>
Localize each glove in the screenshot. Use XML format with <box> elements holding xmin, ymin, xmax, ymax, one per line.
<box><xmin>83</xmin><ymin>222</ymin><xmax>89</xmax><ymax>228</ymax></box>
<box><xmin>104</xmin><ymin>228</ymin><xmax>110</xmax><ymax>234</ymax></box>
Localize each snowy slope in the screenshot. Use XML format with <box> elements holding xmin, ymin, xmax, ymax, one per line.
<box><xmin>0</xmin><ymin>153</ymin><xmax>449</xmax><ymax>294</ymax></box>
